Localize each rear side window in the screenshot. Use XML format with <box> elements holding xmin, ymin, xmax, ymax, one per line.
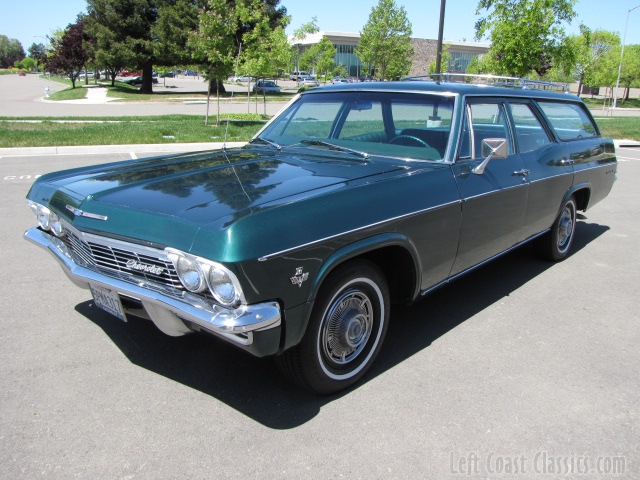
<box><xmin>537</xmin><ymin>101</ymin><xmax>598</xmax><ymax>141</ymax></box>
<box><xmin>510</xmin><ymin>103</ymin><xmax>551</xmax><ymax>153</ymax></box>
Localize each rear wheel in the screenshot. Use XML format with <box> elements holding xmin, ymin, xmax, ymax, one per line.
<box><xmin>276</xmin><ymin>260</ymin><xmax>389</xmax><ymax>394</ymax></box>
<box><xmin>535</xmin><ymin>196</ymin><xmax>577</xmax><ymax>261</ymax></box>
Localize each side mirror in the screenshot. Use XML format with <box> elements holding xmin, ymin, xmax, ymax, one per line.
<box><xmin>473</xmin><ymin>138</ymin><xmax>509</xmax><ymax>175</ymax></box>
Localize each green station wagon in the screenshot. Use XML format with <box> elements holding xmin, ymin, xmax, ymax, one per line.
<box><xmin>24</xmin><ymin>76</ymin><xmax>617</xmax><ymax>394</ymax></box>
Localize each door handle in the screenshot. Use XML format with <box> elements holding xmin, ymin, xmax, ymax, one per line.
<box><xmin>560</xmin><ymin>158</ymin><xmax>575</xmax><ymax>165</ymax></box>
<box><xmin>513</xmin><ymin>169</ymin><xmax>530</xmax><ymax>176</ymax></box>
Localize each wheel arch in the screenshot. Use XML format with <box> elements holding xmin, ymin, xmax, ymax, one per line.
<box><xmin>565</xmin><ymin>182</ymin><xmax>591</xmax><ymax>212</ymax></box>
<box><xmin>309</xmin><ymin>233</ymin><xmax>421</xmax><ymax>306</ymax></box>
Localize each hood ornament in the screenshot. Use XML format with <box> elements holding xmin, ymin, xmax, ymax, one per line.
<box><xmin>66</xmin><ymin>205</ymin><xmax>108</xmax><ymax>221</ymax></box>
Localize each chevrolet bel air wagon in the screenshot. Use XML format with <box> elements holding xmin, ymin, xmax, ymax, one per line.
<box><xmin>24</xmin><ymin>77</ymin><xmax>617</xmax><ymax>394</ymax></box>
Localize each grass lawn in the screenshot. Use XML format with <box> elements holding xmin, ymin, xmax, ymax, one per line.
<box><xmin>0</xmin><ymin>115</ymin><xmax>269</xmax><ymax>148</ymax></box>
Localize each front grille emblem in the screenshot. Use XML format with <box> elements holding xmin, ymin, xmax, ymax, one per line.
<box><xmin>126</xmin><ymin>259</ymin><xmax>165</xmax><ymax>275</ymax></box>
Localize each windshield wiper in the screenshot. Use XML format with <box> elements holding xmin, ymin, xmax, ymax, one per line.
<box><xmin>299</xmin><ymin>139</ymin><xmax>370</xmax><ymax>160</ymax></box>
<box><xmin>251</xmin><ymin>136</ymin><xmax>281</xmax><ymax>151</ymax></box>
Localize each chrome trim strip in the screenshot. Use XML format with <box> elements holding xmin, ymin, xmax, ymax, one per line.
<box><xmin>529</xmin><ymin>170</ymin><xmax>573</xmax><ymax>183</ymax></box>
<box><xmin>420</xmin><ymin>230</ymin><xmax>548</xmax><ymax>296</ymax></box>
<box><xmin>258</xmin><ymin>199</ymin><xmax>462</xmax><ymax>261</ymax></box>
<box><xmin>24</xmin><ymin>227</ymin><xmax>281</xmax><ymax>345</ymax></box>
<box><xmin>459</xmin><ymin>182</ymin><xmax>527</xmax><ymax>202</ymax></box>
<box><xmin>64</xmin><ymin>221</ymin><xmax>170</xmax><ymax>259</ymax></box>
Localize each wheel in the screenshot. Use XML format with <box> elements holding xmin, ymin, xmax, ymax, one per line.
<box><xmin>389</xmin><ymin>134</ymin><xmax>430</xmax><ymax>148</ymax></box>
<box><xmin>276</xmin><ymin>260</ymin><xmax>389</xmax><ymax>394</ymax></box>
<box><xmin>535</xmin><ymin>196</ymin><xmax>577</xmax><ymax>261</ymax></box>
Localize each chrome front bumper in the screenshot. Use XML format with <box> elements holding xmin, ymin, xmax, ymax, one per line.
<box><xmin>24</xmin><ymin>227</ymin><xmax>282</xmax><ymax>353</ymax></box>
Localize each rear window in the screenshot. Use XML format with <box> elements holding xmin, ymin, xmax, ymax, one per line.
<box><xmin>537</xmin><ymin>101</ymin><xmax>598</xmax><ymax>141</ymax></box>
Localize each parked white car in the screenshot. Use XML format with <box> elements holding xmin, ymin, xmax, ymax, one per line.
<box><xmin>298</xmin><ymin>76</ymin><xmax>319</xmax><ymax>87</ymax></box>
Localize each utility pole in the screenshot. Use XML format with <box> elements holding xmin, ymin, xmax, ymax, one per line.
<box><xmin>435</xmin><ymin>0</ymin><xmax>446</xmax><ymax>74</ymax></box>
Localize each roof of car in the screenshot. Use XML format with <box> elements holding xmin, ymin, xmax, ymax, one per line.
<box><xmin>304</xmin><ymin>78</ymin><xmax>579</xmax><ymax>102</ymax></box>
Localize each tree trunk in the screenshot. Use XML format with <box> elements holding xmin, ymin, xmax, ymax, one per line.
<box><xmin>208</xmin><ymin>79</ymin><xmax>226</xmax><ymax>95</ymax></box>
<box><xmin>139</xmin><ymin>63</ymin><xmax>154</xmax><ymax>94</ymax></box>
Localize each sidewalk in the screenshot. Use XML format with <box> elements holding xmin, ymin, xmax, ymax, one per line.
<box><xmin>0</xmin><ymin>141</ymin><xmax>246</xmax><ymax>157</ymax></box>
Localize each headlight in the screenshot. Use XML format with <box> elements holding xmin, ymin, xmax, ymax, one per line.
<box><xmin>206</xmin><ymin>265</ymin><xmax>240</xmax><ymax>306</ymax></box>
<box><xmin>50</xmin><ymin>212</ymin><xmax>64</xmax><ymax>237</ymax></box>
<box><xmin>166</xmin><ymin>248</ymin><xmax>244</xmax><ymax>307</ymax></box>
<box><xmin>27</xmin><ymin>200</ymin><xmax>65</xmax><ymax>237</ymax></box>
<box><xmin>36</xmin><ymin>204</ymin><xmax>52</xmax><ymax>230</ymax></box>
<box><xmin>175</xmin><ymin>255</ymin><xmax>206</xmax><ymax>292</ymax></box>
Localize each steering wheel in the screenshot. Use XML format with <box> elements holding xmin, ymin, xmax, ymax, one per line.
<box><xmin>389</xmin><ymin>135</ymin><xmax>430</xmax><ymax>148</ymax></box>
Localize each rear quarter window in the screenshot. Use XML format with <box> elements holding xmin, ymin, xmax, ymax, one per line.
<box><xmin>537</xmin><ymin>101</ymin><xmax>598</xmax><ymax>141</ymax></box>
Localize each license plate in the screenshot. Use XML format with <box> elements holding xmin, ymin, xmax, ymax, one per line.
<box><xmin>90</xmin><ymin>284</ymin><xmax>126</xmax><ymax>322</ymax></box>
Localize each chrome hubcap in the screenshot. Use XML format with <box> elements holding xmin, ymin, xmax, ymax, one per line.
<box><xmin>322</xmin><ymin>290</ymin><xmax>373</xmax><ymax>365</ymax></box>
<box><xmin>557</xmin><ymin>205</ymin><xmax>574</xmax><ymax>250</ymax></box>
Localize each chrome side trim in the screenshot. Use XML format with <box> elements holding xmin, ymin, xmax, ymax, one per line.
<box><xmin>24</xmin><ymin>227</ymin><xmax>281</xmax><ymax>346</ymax></box>
<box><xmin>420</xmin><ymin>230</ymin><xmax>549</xmax><ymax>297</ymax></box>
<box><xmin>459</xmin><ymin>182</ymin><xmax>527</xmax><ymax>202</ymax></box>
<box><xmin>258</xmin><ymin>199</ymin><xmax>461</xmax><ymax>261</ymax></box>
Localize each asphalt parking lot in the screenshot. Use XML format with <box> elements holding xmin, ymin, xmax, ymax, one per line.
<box><xmin>0</xmin><ymin>75</ymin><xmax>639</xmax><ymax>479</ymax></box>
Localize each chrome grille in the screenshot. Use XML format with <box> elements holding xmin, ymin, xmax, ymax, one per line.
<box><xmin>61</xmin><ymin>225</ymin><xmax>183</xmax><ymax>290</ymax></box>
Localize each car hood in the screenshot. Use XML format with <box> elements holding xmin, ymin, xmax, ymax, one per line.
<box><xmin>30</xmin><ymin>146</ymin><xmax>407</xmax><ymax>251</ymax></box>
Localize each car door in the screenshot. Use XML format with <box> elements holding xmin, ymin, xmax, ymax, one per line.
<box><xmin>508</xmin><ymin>101</ymin><xmax>574</xmax><ymax>239</ymax></box>
<box><xmin>450</xmin><ymin>99</ymin><xmax>529</xmax><ymax>276</ymax></box>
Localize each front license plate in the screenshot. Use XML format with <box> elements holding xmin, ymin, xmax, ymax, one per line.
<box><xmin>90</xmin><ymin>284</ymin><xmax>126</xmax><ymax>322</ymax></box>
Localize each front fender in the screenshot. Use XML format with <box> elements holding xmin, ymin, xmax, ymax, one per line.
<box><xmin>309</xmin><ymin>232</ymin><xmax>422</xmax><ymax>303</ymax></box>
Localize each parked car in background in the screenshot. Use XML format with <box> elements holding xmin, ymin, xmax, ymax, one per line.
<box><xmin>253</xmin><ymin>80</ymin><xmax>281</xmax><ymax>94</ymax></box>
<box><xmin>332</xmin><ymin>77</ymin><xmax>350</xmax><ymax>84</ymax></box>
<box><xmin>123</xmin><ymin>76</ymin><xmax>158</xmax><ymax>86</ymax></box>
<box><xmin>184</xmin><ymin>70</ymin><xmax>198</xmax><ymax>76</ymax></box>
<box><xmin>290</xmin><ymin>71</ymin><xmax>308</xmax><ymax>80</ymax></box>
<box><xmin>231</xmin><ymin>75</ymin><xmax>253</xmax><ymax>83</ymax></box>
<box><xmin>298</xmin><ymin>76</ymin><xmax>320</xmax><ymax>87</ymax></box>
<box><xmin>24</xmin><ymin>75</ymin><xmax>616</xmax><ymax>395</ymax></box>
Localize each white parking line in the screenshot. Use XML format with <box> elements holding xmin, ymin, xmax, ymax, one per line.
<box><xmin>3</xmin><ymin>175</ymin><xmax>41</xmax><ymax>181</ymax></box>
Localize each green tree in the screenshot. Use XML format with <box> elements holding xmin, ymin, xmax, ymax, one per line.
<box><xmin>188</xmin><ymin>0</ymin><xmax>237</xmax><ymax>124</ymax></box>
<box><xmin>86</xmin><ymin>0</ymin><xmax>163</xmax><ymax>93</ymax></box>
<box><xmin>356</xmin><ymin>0</ymin><xmax>413</xmax><ymax>80</ymax></box>
<box><xmin>15</xmin><ymin>57</ymin><xmax>37</xmax><ymax>71</ymax></box>
<box><xmin>153</xmin><ymin>0</ymin><xmax>200</xmax><ymax>69</ymax></box>
<box><xmin>475</xmin><ymin>0</ymin><xmax>577</xmax><ymax>77</ymax></box>
<box><xmin>291</xmin><ymin>16</ymin><xmax>319</xmax><ymax>73</ymax></box>
<box><xmin>28</xmin><ymin>43</ymin><xmax>47</xmax><ymax>70</ymax></box>
<box><xmin>429</xmin><ymin>44</ymin><xmax>451</xmax><ymax>73</ymax></box>
<box><xmin>0</xmin><ymin>35</ymin><xmax>25</xmax><ymax>68</ymax></box>
<box><xmin>564</xmin><ymin>26</ymin><xmax>619</xmax><ymax>95</ymax></box>
<box><xmin>299</xmin><ymin>36</ymin><xmax>335</xmax><ymax>81</ymax></box>
<box><xmin>616</xmin><ymin>44</ymin><xmax>640</xmax><ymax>103</ymax></box>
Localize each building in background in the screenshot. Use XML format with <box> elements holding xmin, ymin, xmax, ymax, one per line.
<box><xmin>290</xmin><ymin>31</ymin><xmax>489</xmax><ymax>78</ymax></box>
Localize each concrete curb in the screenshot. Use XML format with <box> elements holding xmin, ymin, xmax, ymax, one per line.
<box><xmin>615</xmin><ymin>139</ymin><xmax>640</xmax><ymax>148</ymax></box>
<box><xmin>0</xmin><ymin>142</ymin><xmax>247</xmax><ymax>157</ymax></box>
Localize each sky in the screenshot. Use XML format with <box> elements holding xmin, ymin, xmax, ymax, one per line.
<box><xmin>3</xmin><ymin>0</ymin><xmax>640</xmax><ymax>54</ymax></box>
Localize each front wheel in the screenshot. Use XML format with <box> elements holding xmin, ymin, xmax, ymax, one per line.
<box><xmin>276</xmin><ymin>260</ymin><xmax>390</xmax><ymax>394</ymax></box>
<box><xmin>535</xmin><ymin>196</ymin><xmax>577</xmax><ymax>261</ymax></box>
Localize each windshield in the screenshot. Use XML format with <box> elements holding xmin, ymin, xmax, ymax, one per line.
<box><xmin>258</xmin><ymin>91</ymin><xmax>455</xmax><ymax>161</ymax></box>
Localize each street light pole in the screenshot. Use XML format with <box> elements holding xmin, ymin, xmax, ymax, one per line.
<box><xmin>613</xmin><ymin>3</ymin><xmax>640</xmax><ymax>108</ymax></box>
